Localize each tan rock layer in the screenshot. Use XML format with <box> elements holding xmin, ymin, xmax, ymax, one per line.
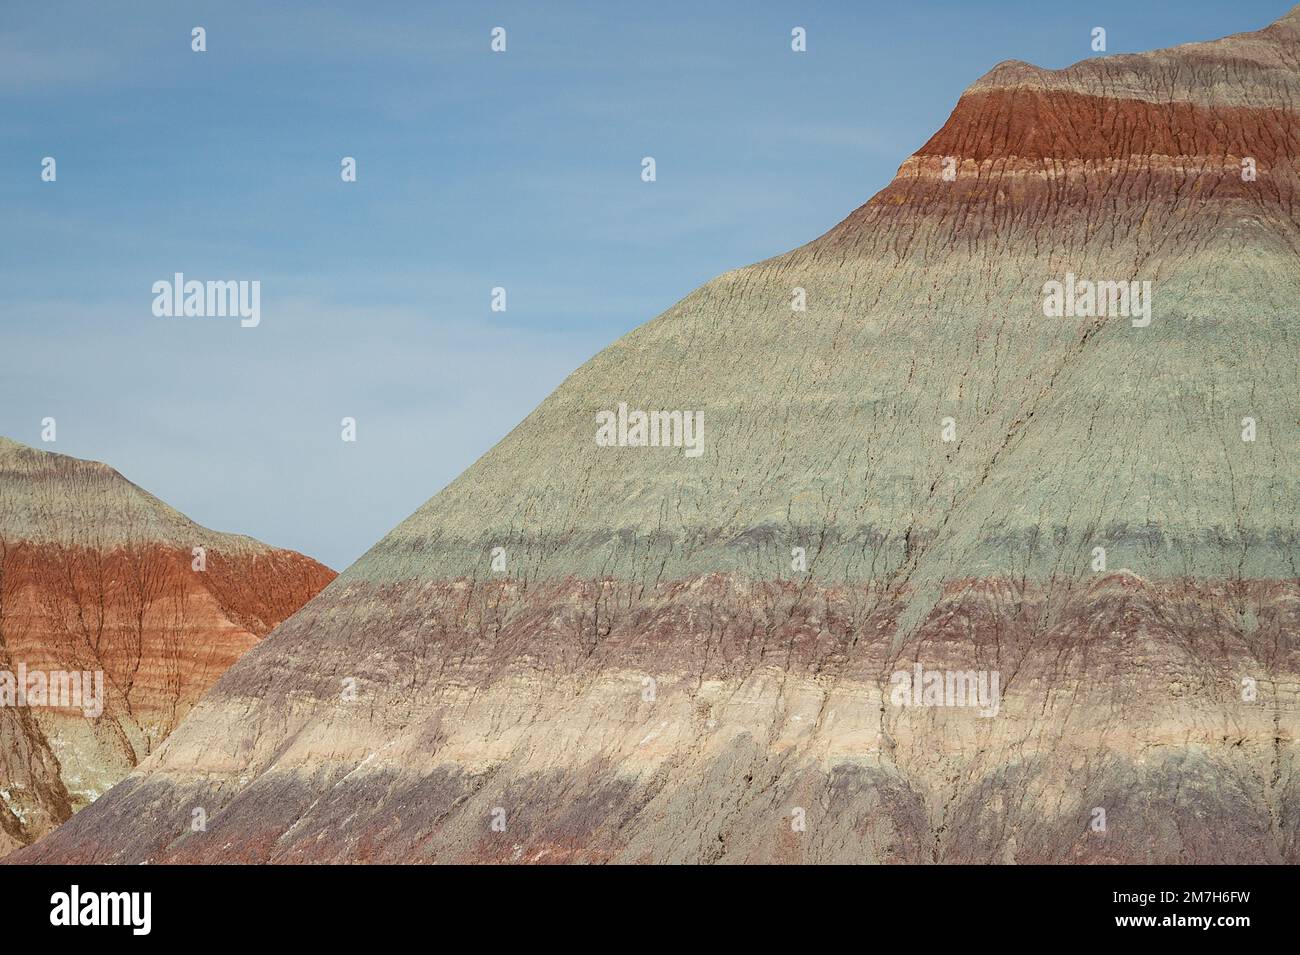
<box><xmin>11</xmin><ymin>574</ymin><xmax>1296</xmax><ymax>863</ymax></box>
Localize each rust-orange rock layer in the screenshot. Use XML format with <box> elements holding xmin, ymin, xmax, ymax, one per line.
<box><xmin>0</xmin><ymin>437</ymin><xmax>334</xmax><ymax>855</ymax></box>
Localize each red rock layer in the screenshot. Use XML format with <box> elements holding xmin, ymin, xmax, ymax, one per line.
<box><xmin>823</xmin><ymin>67</ymin><xmax>1300</xmax><ymax>257</ymax></box>
<box><xmin>4</xmin><ymin>542</ymin><xmax>333</xmax><ymax>723</ymax></box>
<box><xmin>920</xmin><ymin>92</ymin><xmax>1299</xmax><ymax>166</ymax></box>
<box><xmin>0</xmin><ymin>461</ymin><xmax>335</xmax><ymax>855</ymax></box>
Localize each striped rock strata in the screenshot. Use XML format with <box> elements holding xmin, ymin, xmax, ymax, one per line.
<box><xmin>14</xmin><ymin>8</ymin><xmax>1300</xmax><ymax>863</ymax></box>
<box><xmin>0</xmin><ymin>437</ymin><xmax>333</xmax><ymax>856</ymax></box>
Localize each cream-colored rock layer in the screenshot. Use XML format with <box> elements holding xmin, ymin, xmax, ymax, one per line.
<box><xmin>971</xmin><ymin>7</ymin><xmax>1300</xmax><ymax>106</ymax></box>
<box><xmin>0</xmin><ymin>436</ymin><xmax>270</xmax><ymax>554</ymax></box>
<box><xmin>13</xmin><ymin>572</ymin><xmax>1296</xmax><ymax>863</ymax></box>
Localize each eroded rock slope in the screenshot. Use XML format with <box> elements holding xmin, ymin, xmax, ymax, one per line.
<box><xmin>0</xmin><ymin>437</ymin><xmax>334</xmax><ymax>856</ymax></box>
<box><xmin>16</xmin><ymin>8</ymin><xmax>1300</xmax><ymax>863</ymax></box>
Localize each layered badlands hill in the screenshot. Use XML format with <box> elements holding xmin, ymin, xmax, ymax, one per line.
<box><xmin>17</xmin><ymin>9</ymin><xmax>1300</xmax><ymax>863</ymax></box>
<box><xmin>0</xmin><ymin>437</ymin><xmax>334</xmax><ymax>856</ymax></box>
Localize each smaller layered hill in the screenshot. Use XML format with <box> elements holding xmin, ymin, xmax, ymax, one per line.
<box><xmin>0</xmin><ymin>436</ymin><xmax>334</xmax><ymax>855</ymax></box>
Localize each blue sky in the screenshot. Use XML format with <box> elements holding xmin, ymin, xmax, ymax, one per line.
<box><xmin>1</xmin><ymin>0</ymin><xmax>1290</xmax><ymax>569</ymax></box>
